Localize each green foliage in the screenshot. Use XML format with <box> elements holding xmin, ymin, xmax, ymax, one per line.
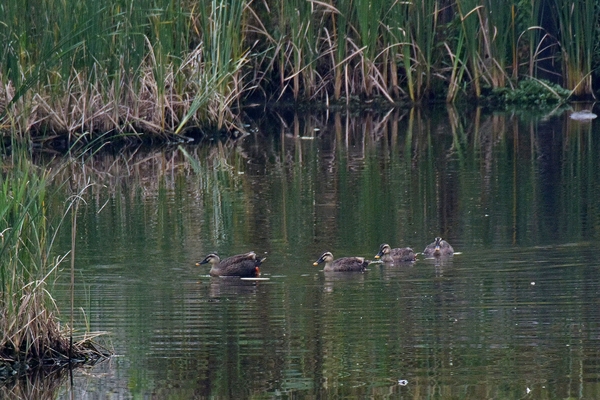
<box><xmin>490</xmin><ymin>79</ymin><xmax>571</xmax><ymax>108</ymax></box>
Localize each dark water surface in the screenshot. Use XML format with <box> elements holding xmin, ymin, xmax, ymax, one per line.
<box><xmin>48</xmin><ymin>107</ymin><xmax>600</xmax><ymax>399</ymax></box>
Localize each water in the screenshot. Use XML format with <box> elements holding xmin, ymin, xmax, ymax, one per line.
<box><xmin>38</xmin><ymin>106</ymin><xmax>600</xmax><ymax>398</ymax></box>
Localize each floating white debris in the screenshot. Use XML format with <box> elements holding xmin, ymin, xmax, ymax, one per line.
<box><xmin>570</xmin><ymin>110</ymin><xmax>597</xmax><ymax>121</ymax></box>
<box><xmin>240</xmin><ymin>277</ymin><xmax>270</xmax><ymax>281</ymax></box>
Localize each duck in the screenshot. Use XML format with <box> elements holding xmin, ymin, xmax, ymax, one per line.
<box><xmin>197</xmin><ymin>251</ymin><xmax>265</xmax><ymax>277</ymax></box>
<box><xmin>374</xmin><ymin>243</ymin><xmax>416</xmax><ymax>263</ymax></box>
<box><xmin>423</xmin><ymin>237</ymin><xmax>454</xmax><ymax>257</ymax></box>
<box><xmin>313</xmin><ymin>251</ymin><xmax>369</xmax><ymax>272</ymax></box>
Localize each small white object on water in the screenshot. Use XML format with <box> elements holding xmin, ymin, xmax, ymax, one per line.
<box><xmin>398</xmin><ymin>379</ymin><xmax>408</xmax><ymax>386</ymax></box>
<box><xmin>240</xmin><ymin>277</ymin><xmax>270</xmax><ymax>281</ymax></box>
<box><xmin>531</xmin><ymin>282</ymin><xmax>535</xmax><ymax>285</ymax></box>
<box><xmin>569</xmin><ymin>110</ymin><xmax>597</xmax><ymax>121</ymax></box>
<box><xmin>527</xmin><ymin>387</ymin><xmax>531</xmax><ymax>394</ymax></box>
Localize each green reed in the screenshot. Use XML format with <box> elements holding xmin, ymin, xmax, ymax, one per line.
<box><xmin>524</xmin><ymin>0</ymin><xmax>543</xmax><ymax>79</ymax></box>
<box><xmin>1</xmin><ymin>0</ymin><xmax>599</xmax><ymax>138</ymax></box>
<box><xmin>445</xmin><ymin>0</ymin><xmax>529</xmax><ymax>100</ymax></box>
<box><xmin>0</xmin><ymin>157</ymin><xmax>49</xmax><ymax>292</ymax></box>
<box><xmin>271</xmin><ymin>0</ymin><xmax>320</xmax><ymax>101</ymax></box>
<box><xmin>0</xmin><ymin>153</ymin><xmax>60</xmax><ymax>362</ymax></box>
<box><xmin>0</xmin><ymin>148</ymin><xmax>107</xmax><ymax>367</ymax></box>
<box><xmin>445</xmin><ymin>28</ymin><xmax>468</xmax><ymax>103</ymax></box>
<box><xmin>455</xmin><ymin>0</ymin><xmax>483</xmax><ymax>98</ymax></box>
<box><xmin>552</xmin><ymin>0</ymin><xmax>598</xmax><ymax>96</ymax></box>
<box><xmin>330</xmin><ymin>0</ymin><xmax>351</xmax><ymax>101</ymax></box>
<box><xmin>481</xmin><ymin>0</ymin><xmax>517</xmax><ymax>89</ymax></box>
<box><xmin>1</xmin><ymin>0</ymin><xmax>245</xmax><ymax>136</ymax></box>
<box><xmin>177</xmin><ymin>0</ymin><xmax>247</xmax><ymax>132</ymax></box>
<box><xmin>380</xmin><ymin>1</ymin><xmax>406</xmax><ymax>100</ymax></box>
<box><xmin>396</xmin><ymin>0</ymin><xmax>439</xmax><ymax>102</ymax></box>
<box><xmin>353</xmin><ymin>0</ymin><xmax>384</xmax><ymax>97</ymax></box>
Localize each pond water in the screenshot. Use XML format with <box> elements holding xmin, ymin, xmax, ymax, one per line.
<box><xmin>40</xmin><ymin>106</ymin><xmax>600</xmax><ymax>398</ymax></box>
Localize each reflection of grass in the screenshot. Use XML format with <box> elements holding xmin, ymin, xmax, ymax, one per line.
<box><xmin>0</xmin><ymin>365</ymin><xmax>70</xmax><ymax>397</ymax></box>
<box><xmin>179</xmin><ymin>143</ymin><xmax>249</xmax><ymax>243</ymax></box>
<box><xmin>0</xmin><ymin>152</ymin><xmax>108</xmax><ymax>374</ymax></box>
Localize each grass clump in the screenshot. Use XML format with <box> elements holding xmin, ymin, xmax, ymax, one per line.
<box><xmin>0</xmin><ymin>152</ymin><xmax>108</xmax><ymax>379</ymax></box>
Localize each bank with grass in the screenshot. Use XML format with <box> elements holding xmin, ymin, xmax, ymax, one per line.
<box><xmin>1</xmin><ymin>0</ymin><xmax>599</xmax><ymax>143</ymax></box>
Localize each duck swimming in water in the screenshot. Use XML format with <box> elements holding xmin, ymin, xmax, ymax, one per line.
<box><xmin>374</xmin><ymin>243</ymin><xmax>416</xmax><ymax>263</ymax></box>
<box><xmin>313</xmin><ymin>252</ymin><xmax>369</xmax><ymax>272</ymax></box>
<box><xmin>423</xmin><ymin>237</ymin><xmax>454</xmax><ymax>257</ymax></box>
<box><xmin>197</xmin><ymin>251</ymin><xmax>265</xmax><ymax>277</ymax></box>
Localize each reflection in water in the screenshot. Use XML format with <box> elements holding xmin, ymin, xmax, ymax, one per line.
<box><xmin>1</xmin><ymin>367</ymin><xmax>70</xmax><ymax>399</ymax></box>
<box><xmin>48</xmin><ymin>106</ymin><xmax>600</xmax><ymax>398</ymax></box>
<box><xmin>321</xmin><ymin>270</ymin><xmax>367</xmax><ymax>293</ymax></box>
<box><xmin>206</xmin><ymin>277</ymin><xmax>261</xmax><ymax>298</ymax></box>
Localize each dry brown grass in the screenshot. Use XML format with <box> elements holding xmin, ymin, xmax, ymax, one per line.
<box><xmin>0</xmin><ymin>287</ymin><xmax>110</xmax><ymax>370</ymax></box>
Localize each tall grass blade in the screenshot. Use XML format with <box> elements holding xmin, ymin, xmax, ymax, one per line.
<box><xmin>552</xmin><ymin>0</ymin><xmax>598</xmax><ymax>97</ymax></box>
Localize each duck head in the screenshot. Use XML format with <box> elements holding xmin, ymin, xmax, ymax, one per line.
<box><xmin>313</xmin><ymin>252</ymin><xmax>334</xmax><ymax>266</ymax></box>
<box><xmin>374</xmin><ymin>244</ymin><xmax>391</xmax><ymax>259</ymax></box>
<box><xmin>433</xmin><ymin>237</ymin><xmax>443</xmax><ymax>255</ymax></box>
<box><xmin>196</xmin><ymin>253</ymin><xmax>220</xmax><ymax>266</ymax></box>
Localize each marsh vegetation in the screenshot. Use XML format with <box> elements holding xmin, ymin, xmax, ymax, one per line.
<box><xmin>0</xmin><ymin>0</ymin><xmax>598</xmax><ymax>142</ymax></box>
<box><xmin>0</xmin><ymin>151</ymin><xmax>109</xmax><ymax>383</ymax></box>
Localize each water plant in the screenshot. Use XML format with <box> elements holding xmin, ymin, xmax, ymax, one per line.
<box><xmin>490</xmin><ymin>78</ymin><xmax>571</xmax><ymax>108</ymax></box>
<box><xmin>1</xmin><ymin>0</ymin><xmax>599</xmax><ymax>139</ymax></box>
<box><xmin>399</xmin><ymin>0</ymin><xmax>439</xmax><ymax>102</ymax></box>
<box><xmin>455</xmin><ymin>0</ymin><xmax>484</xmax><ymax>98</ymax></box>
<box><xmin>0</xmin><ymin>150</ymin><xmax>107</xmax><ymax>375</ymax></box>
<box><xmin>552</xmin><ymin>0</ymin><xmax>599</xmax><ymax>97</ymax></box>
<box><xmin>176</xmin><ymin>0</ymin><xmax>248</xmax><ymax>133</ymax></box>
<box><xmin>480</xmin><ymin>0</ymin><xmax>517</xmax><ymax>90</ymax></box>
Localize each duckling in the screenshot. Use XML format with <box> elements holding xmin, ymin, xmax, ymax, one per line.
<box><xmin>313</xmin><ymin>251</ymin><xmax>369</xmax><ymax>272</ymax></box>
<box><xmin>423</xmin><ymin>237</ymin><xmax>454</xmax><ymax>257</ymax></box>
<box><xmin>197</xmin><ymin>251</ymin><xmax>265</xmax><ymax>277</ymax></box>
<box><xmin>374</xmin><ymin>243</ymin><xmax>416</xmax><ymax>263</ymax></box>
